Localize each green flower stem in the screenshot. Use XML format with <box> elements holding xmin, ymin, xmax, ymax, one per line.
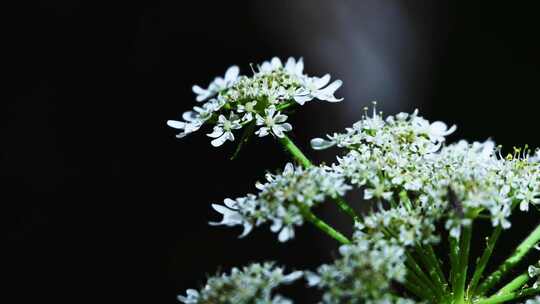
<box><xmin>278</xmin><ymin>134</ymin><xmax>312</xmax><ymax>168</ymax></box>
<box><xmin>425</xmin><ymin>244</ymin><xmax>449</xmax><ymax>288</ymax></box>
<box><xmin>475</xmin><ymin>287</ymin><xmax>540</xmax><ymax>304</ymax></box>
<box><xmin>277</xmin><ymin>134</ymin><xmax>360</xmax><ymax>222</ymax></box>
<box><xmin>413</xmin><ymin>246</ymin><xmax>448</xmax><ymax>298</ymax></box>
<box><xmin>455</xmin><ymin>224</ymin><xmax>473</xmax><ymax>303</ymax></box>
<box><xmin>405</xmin><ymin>252</ymin><xmax>444</xmax><ymax>301</ymax></box>
<box><xmin>405</xmin><ymin>271</ymin><xmax>438</xmax><ymax>302</ymax></box>
<box><xmin>296</xmin><ymin>203</ymin><xmax>351</xmax><ymax>245</ymax></box>
<box><xmin>450</xmin><ymin>236</ymin><xmax>460</xmax><ymax>298</ymax></box>
<box><xmin>477</xmin><ymin>223</ymin><xmax>540</xmax><ymax>296</ymax></box>
<box><xmin>495</xmin><ymin>272</ymin><xmax>530</xmax><ymax>295</ymax></box>
<box><xmin>468</xmin><ymin>226</ymin><xmax>503</xmax><ymax>296</ymax></box>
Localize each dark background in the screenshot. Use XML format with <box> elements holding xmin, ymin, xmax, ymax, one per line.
<box><xmin>4</xmin><ymin>1</ymin><xmax>540</xmax><ymax>303</ymax></box>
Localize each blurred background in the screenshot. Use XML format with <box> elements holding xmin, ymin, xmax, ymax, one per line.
<box><xmin>4</xmin><ymin>1</ymin><xmax>540</xmax><ymax>303</ymax></box>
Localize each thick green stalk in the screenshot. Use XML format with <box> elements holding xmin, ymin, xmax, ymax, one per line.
<box><xmin>475</xmin><ymin>287</ymin><xmax>540</xmax><ymax>304</ymax></box>
<box><xmin>495</xmin><ymin>272</ymin><xmax>530</xmax><ymax>295</ymax></box>
<box><xmin>425</xmin><ymin>244</ymin><xmax>449</xmax><ymax>288</ymax></box>
<box><xmin>477</xmin><ymin>223</ymin><xmax>540</xmax><ymax>295</ymax></box>
<box><xmin>296</xmin><ymin>203</ymin><xmax>351</xmax><ymax>245</ymax></box>
<box><xmin>380</xmin><ymin>227</ymin><xmax>443</xmax><ymax>299</ymax></box>
<box><xmin>468</xmin><ymin>226</ymin><xmax>503</xmax><ymax>295</ymax></box>
<box><xmin>278</xmin><ymin>134</ymin><xmax>312</xmax><ymax>168</ymax></box>
<box><xmin>413</xmin><ymin>246</ymin><xmax>447</xmax><ymax>298</ymax></box>
<box><xmin>405</xmin><ymin>271</ymin><xmax>439</xmax><ymax>302</ymax></box>
<box><xmin>454</xmin><ymin>224</ymin><xmax>473</xmax><ymax>303</ymax></box>
<box><xmin>277</xmin><ymin>134</ymin><xmax>359</xmax><ymax>221</ymax></box>
<box><xmin>450</xmin><ymin>236</ymin><xmax>460</xmax><ymax>297</ymax></box>
<box><xmin>405</xmin><ymin>252</ymin><xmax>443</xmax><ymax>301</ymax></box>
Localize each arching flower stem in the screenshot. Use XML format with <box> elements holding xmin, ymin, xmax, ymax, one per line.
<box><xmin>477</xmin><ymin>223</ymin><xmax>540</xmax><ymax>296</ymax></box>
<box><xmin>476</xmin><ymin>287</ymin><xmax>540</xmax><ymax>304</ymax></box>
<box><xmin>295</xmin><ymin>202</ymin><xmax>351</xmax><ymax>245</ymax></box>
<box><xmin>468</xmin><ymin>226</ymin><xmax>503</xmax><ymax>296</ymax></box>
<box><xmin>277</xmin><ymin>134</ymin><xmax>360</xmax><ymax>222</ymax></box>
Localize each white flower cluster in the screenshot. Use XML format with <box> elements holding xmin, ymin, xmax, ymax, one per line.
<box><xmin>313</xmin><ymin>105</ymin><xmax>540</xmax><ymax>239</ymax></box>
<box><xmin>167</xmin><ymin>57</ymin><xmax>343</xmax><ymax>146</ymax></box>
<box><xmin>522</xmin><ymin>296</ymin><xmax>540</xmax><ymax>304</ymax></box>
<box><xmin>305</xmin><ymin>228</ymin><xmax>414</xmax><ymax>304</ymax></box>
<box><xmin>362</xmin><ymin>204</ymin><xmax>440</xmax><ymax>246</ymax></box>
<box><xmin>210</xmin><ymin>163</ymin><xmax>351</xmax><ymax>242</ymax></box>
<box><xmin>178</xmin><ymin>262</ymin><xmax>302</xmax><ymax>304</ymax></box>
<box><xmin>529</xmin><ymin>260</ymin><xmax>540</xmax><ymax>288</ymax></box>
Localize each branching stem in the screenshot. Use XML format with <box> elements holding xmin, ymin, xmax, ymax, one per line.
<box><xmin>277</xmin><ymin>134</ymin><xmax>360</xmax><ymax>221</ymax></box>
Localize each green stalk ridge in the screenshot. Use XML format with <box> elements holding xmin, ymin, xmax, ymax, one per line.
<box><xmin>454</xmin><ymin>224</ymin><xmax>473</xmax><ymax>303</ymax></box>
<box><xmin>468</xmin><ymin>226</ymin><xmax>503</xmax><ymax>296</ymax></box>
<box><xmin>495</xmin><ymin>272</ymin><xmax>530</xmax><ymax>295</ymax></box>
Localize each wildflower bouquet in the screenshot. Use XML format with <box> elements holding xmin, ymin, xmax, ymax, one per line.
<box><xmin>169</xmin><ymin>57</ymin><xmax>540</xmax><ymax>304</ymax></box>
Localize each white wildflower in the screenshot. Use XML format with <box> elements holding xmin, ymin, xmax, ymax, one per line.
<box><xmin>206</xmin><ymin>113</ymin><xmax>241</xmax><ymax>147</ymax></box>
<box><xmin>210</xmin><ymin>163</ymin><xmax>351</xmax><ymax>241</ymax></box>
<box><xmin>294</xmin><ymin>74</ymin><xmax>343</xmax><ymax>105</ymax></box>
<box><xmin>236</xmin><ymin>100</ymin><xmax>258</xmax><ymax>122</ymax></box>
<box><xmin>255</xmin><ymin>106</ymin><xmax>292</xmax><ymax>138</ymax></box>
<box><xmin>192</xmin><ymin>65</ymin><xmax>239</xmax><ymax>102</ymax></box>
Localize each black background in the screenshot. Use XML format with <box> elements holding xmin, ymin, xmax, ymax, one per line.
<box><xmin>4</xmin><ymin>1</ymin><xmax>540</xmax><ymax>303</ymax></box>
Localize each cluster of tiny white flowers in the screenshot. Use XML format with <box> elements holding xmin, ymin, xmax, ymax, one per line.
<box><xmin>305</xmin><ymin>227</ymin><xmax>414</xmax><ymax>304</ymax></box>
<box><xmin>178</xmin><ymin>98</ymin><xmax>540</xmax><ymax>304</ymax></box>
<box><xmin>529</xmin><ymin>259</ymin><xmax>540</xmax><ymax>288</ymax></box>
<box><xmin>178</xmin><ymin>262</ymin><xmax>302</xmax><ymax>304</ymax></box>
<box><xmin>362</xmin><ymin>204</ymin><xmax>440</xmax><ymax>246</ymax></box>
<box><xmin>522</xmin><ymin>296</ymin><xmax>540</xmax><ymax>304</ymax></box>
<box><xmin>167</xmin><ymin>57</ymin><xmax>343</xmax><ymax>146</ymax></box>
<box><xmin>313</xmin><ymin>104</ymin><xmax>540</xmax><ymax>239</ymax></box>
<box><xmin>210</xmin><ymin>163</ymin><xmax>351</xmax><ymax>242</ymax></box>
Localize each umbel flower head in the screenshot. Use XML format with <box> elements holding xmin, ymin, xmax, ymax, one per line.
<box><xmin>312</xmin><ymin>103</ymin><xmax>540</xmax><ymax>239</ymax></box>
<box><xmin>177</xmin><ymin>262</ymin><xmax>302</xmax><ymax>304</ymax></box>
<box><xmin>173</xmin><ymin>56</ymin><xmax>540</xmax><ymax>304</ymax></box>
<box><xmin>167</xmin><ymin>57</ymin><xmax>343</xmax><ymax>146</ymax></box>
<box><xmin>210</xmin><ymin>163</ymin><xmax>351</xmax><ymax>242</ymax></box>
<box><xmin>305</xmin><ymin>226</ymin><xmax>414</xmax><ymax>304</ymax></box>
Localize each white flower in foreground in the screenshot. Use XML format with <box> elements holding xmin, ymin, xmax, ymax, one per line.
<box><xmin>167</xmin><ymin>98</ymin><xmax>224</xmax><ymax>138</ymax></box>
<box><xmin>516</xmin><ymin>186</ymin><xmax>540</xmax><ymax>211</ymax></box>
<box><xmin>210</xmin><ymin>163</ymin><xmax>351</xmax><ymax>242</ymax></box>
<box><xmin>177</xmin><ymin>289</ymin><xmax>199</xmax><ymax>304</ymax></box>
<box><xmin>528</xmin><ymin>262</ymin><xmax>540</xmax><ymax>288</ymax></box>
<box><xmin>259</xmin><ymin>57</ymin><xmax>284</xmax><ymax>74</ymax></box>
<box><xmin>209</xmin><ymin>198</ymin><xmax>253</xmax><ymax>238</ymax></box>
<box><xmin>170</xmin><ymin>57</ymin><xmax>345</xmax><ymax>144</ymax></box>
<box><xmin>294</xmin><ymin>74</ymin><xmax>344</xmax><ymax>105</ymax></box>
<box><xmin>255</xmin><ymin>106</ymin><xmax>292</xmax><ymax>138</ymax></box>
<box><xmin>412</xmin><ymin>117</ymin><xmax>457</xmax><ymax>145</ymax></box>
<box><xmin>206</xmin><ymin>114</ymin><xmax>241</xmax><ymax>147</ymax></box>
<box><xmin>192</xmin><ymin>65</ymin><xmax>239</xmax><ymax>102</ymax></box>
<box><xmin>178</xmin><ymin>263</ymin><xmax>301</xmax><ymax>304</ymax></box>
<box><xmin>284</xmin><ymin>57</ymin><xmax>304</xmax><ymax>77</ymax></box>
